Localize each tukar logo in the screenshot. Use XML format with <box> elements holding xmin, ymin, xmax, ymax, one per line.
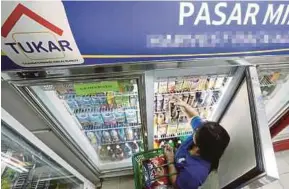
<box><xmin>2</xmin><ymin>4</ymin><xmax>73</xmax><ymax>60</ymax></box>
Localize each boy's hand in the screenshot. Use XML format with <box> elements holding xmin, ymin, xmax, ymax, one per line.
<box><xmin>164</xmin><ymin>144</ymin><xmax>174</xmax><ymax>163</ymax></box>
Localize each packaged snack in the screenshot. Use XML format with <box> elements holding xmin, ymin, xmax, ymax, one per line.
<box><xmin>156</xmin><ymin>95</ymin><xmax>164</xmax><ymax>112</ymax></box>
<box><xmin>110</xmin><ymin>129</ymin><xmax>119</xmax><ymax>142</ymax></box>
<box><xmin>158</xmin><ymin>81</ymin><xmax>168</xmax><ymax>93</ymax></box>
<box><xmin>164</xmin><ymin>113</ymin><xmax>171</xmax><ymax>124</ymax></box>
<box><xmin>114</xmin><ymin>109</ymin><xmax>126</xmax><ymax>123</ymax></box>
<box><xmin>175</xmin><ymin>79</ymin><xmax>183</xmax><ymax>92</ymax></box>
<box><xmin>166</xmin><ymin>122</ymin><xmax>178</xmax><ymax>135</ymax></box>
<box><xmin>106</xmin><ymin>92</ymin><xmax>115</xmax><ymax>106</ymax></box>
<box><xmin>157</xmin><ymin>113</ymin><xmax>165</xmax><ymax>125</ymax></box>
<box><xmin>190</xmin><ymin>78</ymin><xmax>199</xmax><ymax>91</ymax></box>
<box><xmin>154</xmin><ymin>114</ymin><xmax>158</xmax><ymax>126</ymax></box>
<box><xmin>98</xmin><ymin>95</ymin><xmax>107</xmax><ymax>105</ymax></box>
<box><xmin>154</xmin><ymin>82</ymin><xmax>159</xmax><ymax>94</ymax></box>
<box><xmin>76</xmin><ymin>113</ymin><xmax>90</xmax><ymax>126</ymax></box>
<box><xmin>125</xmin><ymin>109</ymin><xmax>138</xmax><ymax>123</ymax></box>
<box><xmin>89</xmin><ymin>112</ymin><xmax>104</xmax><ymax>126</ymax></box>
<box><xmin>214</xmin><ymin>77</ymin><xmax>224</xmax><ymax>89</ymax></box>
<box><xmin>142</xmin><ymin>155</ymin><xmax>169</xmax><ymax>188</ymax></box>
<box><xmin>130</xmin><ymin>96</ymin><xmax>138</xmax><ymax>107</ymax></box>
<box><xmin>162</xmin><ymin>95</ymin><xmax>170</xmax><ymax>111</ymax></box>
<box><xmin>204</xmin><ymin>91</ymin><xmax>213</xmax><ymax>106</ymax></box>
<box><xmin>82</xmin><ymin>96</ymin><xmax>92</xmax><ymax>106</ymax></box>
<box><xmin>157</xmin><ymin>124</ymin><xmax>167</xmax><ymax>136</ymax></box>
<box><xmin>197</xmin><ymin>77</ymin><xmax>207</xmax><ymax>90</ymax></box>
<box><xmin>101</xmin><ymin>112</ymin><xmax>117</xmax><ymax>125</ymax></box>
<box><xmin>91</xmin><ymin>95</ymin><xmax>101</xmax><ymax>106</ymax></box>
<box><xmin>182</xmin><ymin>79</ymin><xmax>191</xmax><ymax>91</ymax></box>
<box><xmin>169</xmin><ymin>101</ymin><xmax>178</xmax><ymax>121</ymax></box>
<box><xmin>208</xmin><ymin>77</ymin><xmax>216</xmax><ymax>89</ymax></box>
<box><xmin>187</xmin><ymin>94</ymin><xmax>196</xmax><ymax>106</ymax></box>
<box><xmin>122</xmin><ymin>96</ymin><xmax>130</xmax><ymax>107</ymax></box>
<box><xmin>167</xmin><ymin>79</ymin><xmax>176</xmax><ymax>93</ymax></box>
<box><xmin>177</xmin><ymin>114</ymin><xmax>189</xmax><ymax>134</ymax></box>
<box><xmin>182</xmin><ymin>94</ymin><xmax>190</xmax><ymax>104</ymax></box>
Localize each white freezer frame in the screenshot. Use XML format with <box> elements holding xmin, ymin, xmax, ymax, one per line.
<box><xmin>1</xmin><ymin>108</ymin><xmax>96</xmax><ymax>189</ymax></box>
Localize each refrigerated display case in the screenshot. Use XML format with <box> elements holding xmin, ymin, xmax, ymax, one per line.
<box><xmin>245</xmin><ymin>56</ymin><xmax>289</xmax><ymax>127</ymax></box>
<box><xmin>1</xmin><ymin>58</ymin><xmax>278</xmax><ymax>188</ymax></box>
<box><xmin>1</xmin><ymin>110</ymin><xmax>95</xmax><ymax>189</ymax></box>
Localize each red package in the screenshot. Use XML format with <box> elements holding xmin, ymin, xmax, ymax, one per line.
<box><xmin>143</xmin><ymin>155</ymin><xmax>169</xmax><ymax>188</ymax></box>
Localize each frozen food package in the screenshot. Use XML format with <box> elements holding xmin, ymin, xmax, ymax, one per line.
<box><xmin>156</xmin><ymin>95</ymin><xmax>164</xmax><ymax>112</ymax></box>
<box><xmin>190</xmin><ymin>78</ymin><xmax>199</xmax><ymax>91</ymax></box>
<box><xmin>76</xmin><ymin>113</ymin><xmax>90</xmax><ymax>127</ymax></box>
<box><xmin>214</xmin><ymin>77</ymin><xmax>225</xmax><ymax>89</ymax></box>
<box><xmin>187</xmin><ymin>94</ymin><xmax>196</xmax><ymax>106</ymax></box>
<box><xmin>122</xmin><ymin>96</ymin><xmax>130</xmax><ymax>107</ymax></box>
<box><xmin>169</xmin><ymin>101</ymin><xmax>178</xmax><ymax>121</ymax></box>
<box><xmin>106</xmin><ymin>92</ymin><xmax>115</xmax><ymax>106</ymax></box>
<box><xmin>182</xmin><ymin>79</ymin><xmax>191</xmax><ymax>91</ymax></box>
<box><xmin>89</xmin><ymin>112</ymin><xmax>104</xmax><ymax>126</ymax></box>
<box><xmin>154</xmin><ymin>82</ymin><xmax>159</xmax><ymax>94</ymax></box>
<box><xmin>166</xmin><ymin>122</ymin><xmax>178</xmax><ymax>135</ymax></box>
<box><xmin>66</xmin><ymin>98</ymin><xmax>79</xmax><ymax>110</ymax></box>
<box><xmin>162</xmin><ymin>95</ymin><xmax>170</xmax><ymax>111</ymax></box>
<box><xmin>182</xmin><ymin>94</ymin><xmax>190</xmax><ymax>104</ymax></box>
<box><xmin>157</xmin><ymin>124</ymin><xmax>167</xmax><ymax>136</ymax></box>
<box><xmin>168</xmin><ymin>78</ymin><xmax>176</xmax><ymax>93</ymax></box>
<box><xmin>125</xmin><ymin>108</ymin><xmax>138</xmax><ymax>123</ymax></box>
<box><xmin>208</xmin><ymin>77</ymin><xmax>216</xmax><ymax>89</ymax></box>
<box><xmin>142</xmin><ymin>155</ymin><xmax>169</xmax><ymax>188</ymax></box>
<box><xmin>98</xmin><ymin>95</ymin><xmax>107</xmax><ymax>105</ymax></box>
<box><xmin>158</xmin><ymin>81</ymin><xmax>168</xmax><ymax>93</ymax></box>
<box><xmin>130</xmin><ymin>95</ymin><xmax>138</xmax><ymax>107</ymax></box>
<box><xmin>157</xmin><ymin>113</ymin><xmax>165</xmax><ymax>125</ymax></box>
<box><xmin>101</xmin><ymin>112</ymin><xmax>117</xmax><ymax>125</ymax></box>
<box><xmin>114</xmin><ymin>109</ymin><xmax>126</xmax><ymax>123</ymax></box>
<box><xmin>91</xmin><ymin>95</ymin><xmax>101</xmax><ymax>106</ymax></box>
<box><xmin>175</xmin><ymin>79</ymin><xmax>183</xmax><ymax>92</ymax></box>
<box><xmin>114</xmin><ymin>96</ymin><xmax>123</xmax><ymax>107</ymax></box>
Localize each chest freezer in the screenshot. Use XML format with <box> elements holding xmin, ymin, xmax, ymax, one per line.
<box><xmin>1</xmin><ymin>109</ymin><xmax>95</xmax><ymax>189</ymax></box>
<box><xmin>2</xmin><ymin>58</ymin><xmax>278</xmax><ymax>188</ymax></box>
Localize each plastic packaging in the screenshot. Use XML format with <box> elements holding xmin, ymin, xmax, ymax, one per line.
<box><xmin>110</xmin><ymin>129</ymin><xmax>119</xmax><ymax>142</ymax></box>
<box><xmin>76</xmin><ymin>113</ymin><xmax>90</xmax><ymax>126</ymax></box>
<box><xmin>66</xmin><ymin>98</ymin><xmax>79</xmax><ymax>110</ymax></box>
<box><xmin>125</xmin><ymin>109</ymin><xmax>138</xmax><ymax>123</ymax></box>
<box><xmin>125</xmin><ymin>128</ymin><xmax>134</xmax><ymax>141</ymax></box>
<box><xmin>101</xmin><ymin>112</ymin><xmax>117</xmax><ymax>125</ymax></box>
<box><xmin>114</xmin><ymin>109</ymin><xmax>126</xmax><ymax>123</ymax></box>
<box><xmin>115</xmin><ymin>145</ymin><xmax>124</xmax><ymax>160</ymax></box>
<box><xmin>86</xmin><ymin>132</ymin><xmax>97</xmax><ymax>145</ymax></box>
<box><xmin>89</xmin><ymin>112</ymin><xmax>104</xmax><ymax>126</ymax></box>
<box><xmin>102</xmin><ymin>131</ymin><xmax>111</xmax><ymax>144</ymax></box>
<box><xmin>118</xmin><ymin>128</ymin><xmax>126</xmax><ymax>141</ymax></box>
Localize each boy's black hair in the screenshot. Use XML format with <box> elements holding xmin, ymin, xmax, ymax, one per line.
<box><xmin>195</xmin><ymin>121</ymin><xmax>230</xmax><ymax>172</ymax></box>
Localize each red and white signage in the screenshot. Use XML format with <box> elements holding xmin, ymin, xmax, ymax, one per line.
<box><xmin>1</xmin><ymin>1</ymin><xmax>83</xmax><ymax>67</ymax></box>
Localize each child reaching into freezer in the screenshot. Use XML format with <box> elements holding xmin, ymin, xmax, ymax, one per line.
<box><xmin>164</xmin><ymin>96</ymin><xmax>230</xmax><ymax>189</ymax></box>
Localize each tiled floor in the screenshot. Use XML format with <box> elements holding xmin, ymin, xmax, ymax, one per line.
<box><xmin>101</xmin><ymin>150</ymin><xmax>289</xmax><ymax>189</ymax></box>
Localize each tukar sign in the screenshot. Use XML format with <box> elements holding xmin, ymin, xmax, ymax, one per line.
<box><xmin>1</xmin><ymin>1</ymin><xmax>289</xmax><ymax>70</ymax></box>
<box><xmin>1</xmin><ymin>1</ymin><xmax>83</xmax><ymax>67</ymax></box>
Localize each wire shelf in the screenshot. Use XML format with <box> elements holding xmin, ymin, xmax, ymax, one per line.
<box><xmin>100</xmin><ymin>139</ymin><xmax>142</xmax><ymax>146</ymax></box>
<box><xmin>83</xmin><ymin>123</ymin><xmax>142</xmax><ymax>132</ymax></box>
<box><xmin>154</xmin><ymin>131</ymin><xmax>193</xmax><ymax>140</ymax></box>
<box><xmin>73</xmin><ymin>106</ymin><xmax>139</xmax><ymax>114</ymax></box>
<box><xmin>154</xmin><ymin>89</ymin><xmax>221</xmax><ymax>96</ymax></box>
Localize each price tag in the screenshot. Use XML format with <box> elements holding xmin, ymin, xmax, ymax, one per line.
<box><xmin>74</xmin><ymin>81</ymin><xmax>119</xmax><ymax>95</ymax></box>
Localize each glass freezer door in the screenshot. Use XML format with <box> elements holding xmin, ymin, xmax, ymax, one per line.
<box><xmin>1</xmin><ymin>122</ymin><xmax>83</xmax><ymax>189</ymax></box>
<box><xmin>27</xmin><ymin>79</ymin><xmax>145</xmax><ymax>172</ymax></box>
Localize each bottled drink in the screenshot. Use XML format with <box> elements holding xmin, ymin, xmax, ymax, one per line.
<box><xmin>107</xmin><ymin>146</ymin><xmax>116</xmax><ymax>161</ymax></box>
<box><xmin>115</xmin><ymin>145</ymin><xmax>124</xmax><ymax>160</ymax></box>
<box><xmin>118</xmin><ymin>128</ymin><xmax>126</xmax><ymax>141</ymax></box>
<box><xmin>125</xmin><ymin>128</ymin><xmax>134</xmax><ymax>141</ymax></box>
<box><xmin>94</xmin><ymin>131</ymin><xmax>102</xmax><ymax>144</ymax></box>
<box><xmin>110</xmin><ymin>129</ymin><xmax>119</xmax><ymax>142</ymax></box>
<box><xmin>98</xmin><ymin>146</ymin><xmax>107</xmax><ymax>160</ymax></box>
<box><xmin>168</xmin><ymin>140</ymin><xmax>174</xmax><ymax>148</ymax></box>
<box><xmin>102</xmin><ymin>131</ymin><xmax>111</xmax><ymax>144</ymax></box>
<box><xmin>86</xmin><ymin>132</ymin><xmax>97</xmax><ymax>145</ymax></box>
<box><xmin>123</xmin><ymin>143</ymin><xmax>132</xmax><ymax>158</ymax></box>
<box><xmin>130</xmin><ymin>141</ymin><xmax>140</xmax><ymax>153</ymax></box>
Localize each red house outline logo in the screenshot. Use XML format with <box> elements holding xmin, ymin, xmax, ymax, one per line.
<box><xmin>1</xmin><ymin>3</ymin><xmax>63</xmax><ymax>38</ymax></box>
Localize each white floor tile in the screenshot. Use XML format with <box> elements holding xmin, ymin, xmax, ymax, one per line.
<box><xmin>262</xmin><ymin>180</ymin><xmax>283</xmax><ymax>189</ymax></box>
<box><xmin>102</xmin><ymin>178</ymin><xmax>120</xmax><ymax>189</ymax></box>
<box><xmin>279</xmin><ymin>173</ymin><xmax>289</xmax><ymax>188</ymax></box>
<box><xmin>119</xmin><ymin>176</ymin><xmax>134</xmax><ymax>189</ymax></box>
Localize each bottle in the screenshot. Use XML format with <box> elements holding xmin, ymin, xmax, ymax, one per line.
<box><xmin>98</xmin><ymin>146</ymin><xmax>107</xmax><ymax>160</ymax></box>
<box><xmin>115</xmin><ymin>145</ymin><xmax>124</xmax><ymax>160</ymax></box>
<box><xmin>175</xmin><ymin>140</ymin><xmax>182</xmax><ymax>149</ymax></box>
<box><xmin>118</xmin><ymin>128</ymin><xmax>126</xmax><ymax>141</ymax></box>
<box><xmin>125</xmin><ymin>128</ymin><xmax>134</xmax><ymax>141</ymax></box>
<box><xmin>130</xmin><ymin>141</ymin><xmax>140</xmax><ymax>153</ymax></box>
<box><xmin>168</xmin><ymin>140</ymin><xmax>174</xmax><ymax>148</ymax></box>
<box><xmin>123</xmin><ymin>143</ymin><xmax>132</xmax><ymax>158</ymax></box>
<box><xmin>159</xmin><ymin>141</ymin><xmax>165</xmax><ymax>148</ymax></box>
<box><xmin>153</xmin><ymin>140</ymin><xmax>160</xmax><ymax>149</ymax></box>
<box><xmin>107</xmin><ymin>146</ymin><xmax>116</xmax><ymax>161</ymax></box>
<box><xmin>110</xmin><ymin>130</ymin><xmax>119</xmax><ymax>142</ymax></box>
<box><xmin>94</xmin><ymin>131</ymin><xmax>102</xmax><ymax>144</ymax></box>
<box><xmin>102</xmin><ymin>131</ymin><xmax>111</xmax><ymax>144</ymax></box>
<box><xmin>138</xmin><ymin>141</ymin><xmax>144</xmax><ymax>152</ymax></box>
<box><xmin>86</xmin><ymin>132</ymin><xmax>97</xmax><ymax>145</ymax></box>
